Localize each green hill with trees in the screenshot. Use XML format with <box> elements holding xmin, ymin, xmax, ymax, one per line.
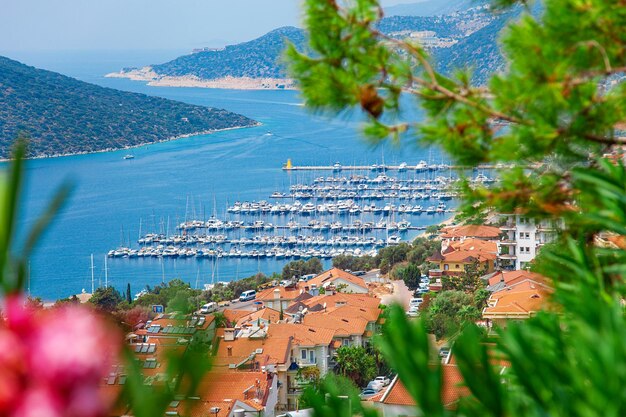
<box><xmin>111</xmin><ymin>7</ymin><xmax>500</xmax><ymax>85</ymax></box>
<box><xmin>0</xmin><ymin>56</ymin><xmax>256</xmax><ymax>158</ymax></box>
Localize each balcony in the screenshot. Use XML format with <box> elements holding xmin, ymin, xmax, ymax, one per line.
<box><xmin>497</xmin><ymin>254</ymin><xmax>517</xmax><ymax>260</ymax></box>
<box><xmin>500</xmin><ymin>224</ymin><xmax>516</xmax><ymax>231</ymax></box>
<box><xmin>498</xmin><ymin>240</ymin><xmax>517</xmax><ymax>246</ymax></box>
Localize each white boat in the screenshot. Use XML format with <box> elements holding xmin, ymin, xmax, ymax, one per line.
<box><xmin>123</xmin><ymin>154</ymin><xmax>135</xmax><ymax>160</ymax></box>
<box><xmin>387</xmin><ymin>235</ymin><xmax>401</xmax><ymax>245</ymax></box>
<box><xmin>415</xmin><ymin>160</ymin><xmax>428</xmax><ymax>172</ymax></box>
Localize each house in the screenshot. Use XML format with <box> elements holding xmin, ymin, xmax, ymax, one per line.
<box><xmin>484</xmin><ymin>270</ymin><xmax>548</xmax><ymax>292</ymax></box>
<box><xmin>498</xmin><ymin>214</ymin><xmax>560</xmax><ymax>270</ymax></box>
<box><xmin>369</xmin><ymin>366</ymin><xmax>469</xmax><ymax>417</ymax></box>
<box><xmin>236</xmin><ymin>307</ymin><xmax>282</xmax><ymax>328</ymax></box>
<box><xmin>307</xmin><ymin>268</ymin><xmax>369</xmax><ymax>294</ymax></box>
<box><xmin>302</xmin><ymin>313</ymin><xmax>369</xmax><ymax>348</ymax></box>
<box><xmin>256</xmin><ymin>284</ymin><xmax>306</xmax><ymax>311</ymax></box>
<box><xmin>440</xmin><ymin>224</ymin><xmax>502</xmax><ymax>249</ymax></box>
<box><xmin>180</xmin><ymin>371</ymin><xmax>279</xmax><ymax>417</ymax></box>
<box><xmin>267</xmin><ymin>323</ymin><xmax>335</xmax><ymax>410</ymax></box>
<box><xmin>482</xmin><ymin>279</ymin><xmax>553</xmax><ymax>328</ymax></box>
<box><xmin>133</xmin><ymin>312</ymin><xmax>217</xmax><ymax>344</ymax></box>
<box><xmin>213</xmin><ymin>327</ymin><xmax>292</xmax><ymax>370</ymax></box>
<box><xmin>427</xmin><ymin>239</ymin><xmax>498</xmax><ymax>277</ymax></box>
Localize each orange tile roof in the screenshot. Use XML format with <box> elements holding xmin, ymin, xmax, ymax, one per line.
<box><xmin>380</xmin><ymin>366</ymin><xmax>469</xmax><ymax>409</ymax></box>
<box><xmin>236</xmin><ymin>307</ymin><xmax>282</xmax><ymax>327</ymax></box>
<box><xmin>450</xmin><ymin>238</ymin><xmax>498</xmax><ymax>253</ymax></box>
<box><xmin>307</xmin><ymin>268</ymin><xmax>368</xmax><ymax>290</ymax></box>
<box><xmin>441</xmin><ymin>225</ymin><xmax>502</xmax><ymax>239</ymax></box>
<box><xmin>302</xmin><ymin>312</ymin><xmax>368</xmax><ymax>337</ymax></box>
<box><xmin>213</xmin><ymin>328</ymin><xmax>291</xmax><ymax>368</ymax></box>
<box><xmin>256</xmin><ymin>284</ymin><xmax>305</xmax><ymax>301</ymax></box>
<box><xmin>223</xmin><ymin>309</ymin><xmax>253</xmax><ymax>326</ymax></box>
<box><xmin>301</xmin><ymin>292</ymin><xmax>381</xmax><ymax>311</ymax></box>
<box><xmin>268</xmin><ymin>323</ymin><xmax>335</xmax><ymax>346</ymax></box>
<box><xmin>483</xmin><ymin>280</ymin><xmax>552</xmax><ymax>318</ymax></box>
<box><xmin>487</xmin><ymin>270</ymin><xmax>548</xmax><ymax>287</ymax></box>
<box><xmin>323</xmin><ymin>304</ymin><xmax>381</xmax><ymax>323</ymax></box>
<box><xmin>183</xmin><ymin>371</ymin><xmax>272</xmax><ymax>417</ymax></box>
<box><xmin>441</xmin><ymin>250</ymin><xmax>497</xmax><ymax>263</ymax></box>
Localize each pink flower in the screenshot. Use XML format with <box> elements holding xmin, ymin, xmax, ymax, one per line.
<box><xmin>0</xmin><ymin>300</ymin><xmax>121</xmax><ymax>417</ymax></box>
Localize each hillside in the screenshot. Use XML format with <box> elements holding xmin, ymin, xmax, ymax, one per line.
<box><xmin>0</xmin><ymin>56</ymin><xmax>256</xmax><ymax>159</ymax></box>
<box><xmin>384</xmin><ymin>0</ymin><xmax>477</xmax><ymax>17</ymax></box>
<box><xmin>108</xmin><ymin>10</ymin><xmax>496</xmax><ymax>89</ymax></box>
<box><xmin>433</xmin><ymin>6</ymin><xmax>528</xmax><ymax>84</ymax></box>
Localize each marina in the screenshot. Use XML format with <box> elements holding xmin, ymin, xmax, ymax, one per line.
<box><xmin>105</xmin><ymin>164</ymin><xmax>493</xmax><ymax>263</ymax></box>
<box><xmin>282</xmin><ymin>159</ymin><xmax>509</xmax><ymax>171</ymax></box>
<box><xmin>16</xmin><ymin>64</ymin><xmax>461</xmax><ymax>299</ymax></box>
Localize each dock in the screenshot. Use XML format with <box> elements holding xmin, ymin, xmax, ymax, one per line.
<box><xmin>281</xmin><ymin>161</ymin><xmax>504</xmax><ymax>171</ymax></box>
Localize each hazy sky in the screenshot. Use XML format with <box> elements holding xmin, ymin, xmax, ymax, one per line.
<box><xmin>1</xmin><ymin>0</ymin><xmax>419</xmax><ymax>51</ymax></box>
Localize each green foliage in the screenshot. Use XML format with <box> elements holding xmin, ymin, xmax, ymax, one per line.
<box><xmin>298</xmin><ymin>374</ymin><xmax>362</xmax><ymax>412</ymax></box>
<box><xmin>0</xmin><ymin>139</ymin><xmax>70</xmax><ymax>295</ymax></box>
<box><xmin>152</xmin><ymin>27</ymin><xmax>307</xmax><ymax>80</ymax></box>
<box><xmin>441</xmin><ymin>259</ymin><xmax>488</xmax><ymax>292</ymax></box>
<box><xmin>376</xmin><ymin>243</ymin><xmax>412</xmax><ymax>274</ymax></box>
<box><xmin>126</xmin><ymin>283</ymin><xmax>132</xmax><ymax>304</ymax></box>
<box><xmin>424</xmin><ymin>290</ymin><xmax>482</xmax><ymax>340</ymax></box>
<box><xmin>407</xmin><ymin>237</ymin><xmax>441</xmax><ymax>265</ymax></box>
<box><xmin>393</xmin><ymin>263</ymin><xmax>422</xmax><ymax>289</ymax></box>
<box><xmin>89</xmin><ymin>286</ymin><xmax>124</xmax><ymax>312</ymax></box>
<box><xmin>332</xmin><ymin>254</ymin><xmax>376</xmax><ymax>272</ymax></box>
<box><xmin>290</xmin><ymin>0</ymin><xmax>626</xmax><ymax>415</ymax></box>
<box><xmin>282</xmin><ymin>258</ymin><xmax>323</xmax><ymax>280</ymax></box>
<box><xmin>0</xmin><ymin>57</ymin><xmax>256</xmax><ymax>158</ymax></box>
<box><xmin>334</xmin><ymin>345</ymin><xmax>378</xmax><ymax>387</ymax></box>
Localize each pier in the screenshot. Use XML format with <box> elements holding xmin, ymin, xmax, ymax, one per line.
<box><xmin>282</xmin><ymin>159</ymin><xmax>507</xmax><ymax>171</ymax></box>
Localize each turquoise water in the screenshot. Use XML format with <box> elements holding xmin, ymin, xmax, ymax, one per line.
<box><xmin>11</xmin><ymin>51</ymin><xmax>452</xmax><ymax>300</ymax></box>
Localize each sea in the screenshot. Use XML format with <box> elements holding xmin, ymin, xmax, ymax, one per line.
<box><xmin>6</xmin><ymin>50</ymin><xmax>455</xmax><ymax>301</ymax></box>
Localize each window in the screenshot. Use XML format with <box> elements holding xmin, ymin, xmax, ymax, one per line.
<box><xmin>309</xmin><ymin>350</ymin><xmax>315</xmax><ymax>364</ymax></box>
<box><xmin>455</xmin><ymin>264</ymin><xmax>460</xmax><ymax>269</ymax></box>
<box><xmin>342</xmin><ymin>339</ymin><xmax>350</xmax><ymax>346</ymax></box>
<box><xmin>301</xmin><ymin>349</ymin><xmax>307</xmax><ymax>360</ymax></box>
<box><xmin>444</xmin><ymin>264</ymin><xmax>449</xmax><ymax>271</ymax></box>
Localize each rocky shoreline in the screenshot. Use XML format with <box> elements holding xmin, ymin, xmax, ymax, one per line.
<box><xmin>106</xmin><ymin>67</ymin><xmax>296</xmax><ymax>90</ymax></box>
<box><xmin>0</xmin><ymin>123</ymin><xmax>261</xmax><ymax>162</ymax></box>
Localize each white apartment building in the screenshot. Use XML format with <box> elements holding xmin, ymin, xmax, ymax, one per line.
<box><xmin>497</xmin><ymin>214</ymin><xmax>559</xmax><ymax>270</ymax></box>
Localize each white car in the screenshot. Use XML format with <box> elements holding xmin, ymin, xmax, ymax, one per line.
<box><xmin>406</xmin><ymin>306</ymin><xmax>419</xmax><ymax>317</ymax></box>
<box><xmin>366</xmin><ymin>380</ymin><xmax>384</xmax><ymax>391</ymax></box>
<box><xmin>409</xmin><ymin>297</ymin><xmax>423</xmax><ymax>307</ymax></box>
<box><xmin>374</xmin><ymin>376</ymin><xmax>391</xmax><ymax>386</ymax></box>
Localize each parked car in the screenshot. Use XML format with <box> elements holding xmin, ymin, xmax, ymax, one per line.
<box><xmin>218</xmin><ymin>300</ymin><xmax>230</xmax><ymax>307</ymax></box>
<box><xmin>200</xmin><ymin>302</ymin><xmax>217</xmax><ymax>314</ymax></box>
<box><xmin>374</xmin><ymin>376</ymin><xmax>391</xmax><ymax>386</ymax></box>
<box><xmin>420</xmin><ymin>276</ymin><xmax>430</xmax><ymax>284</ymax></box>
<box><xmin>439</xmin><ymin>347</ymin><xmax>450</xmax><ymax>360</ymax></box>
<box><xmin>406</xmin><ymin>306</ymin><xmax>419</xmax><ymax>318</ymax></box>
<box><xmin>359</xmin><ymin>388</ymin><xmax>379</xmax><ymax>399</ymax></box>
<box><xmin>409</xmin><ymin>297</ymin><xmax>423</xmax><ymax>307</ymax></box>
<box><xmin>366</xmin><ymin>380</ymin><xmax>384</xmax><ymax>391</ymax></box>
<box><xmin>352</xmin><ymin>271</ymin><xmax>366</xmax><ymax>276</ymax></box>
<box><xmin>239</xmin><ymin>290</ymin><xmax>257</xmax><ymax>302</ymax></box>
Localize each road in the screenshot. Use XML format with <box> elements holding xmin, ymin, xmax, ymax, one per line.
<box><xmin>380</xmin><ymin>280</ymin><xmax>412</xmax><ymax>309</ymax></box>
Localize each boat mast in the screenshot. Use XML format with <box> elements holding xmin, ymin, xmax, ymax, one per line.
<box><xmin>104</xmin><ymin>255</ymin><xmax>108</xmax><ymax>289</ymax></box>
<box><xmin>90</xmin><ymin>254</ymin><xmax>95</xmax><ymax>293</ymax></box>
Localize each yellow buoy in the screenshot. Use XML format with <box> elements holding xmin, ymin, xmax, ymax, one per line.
<box><xmin>284</xmin><ymin>158</ymin><xmax>293</xmax><ymax>169</ymax></box>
